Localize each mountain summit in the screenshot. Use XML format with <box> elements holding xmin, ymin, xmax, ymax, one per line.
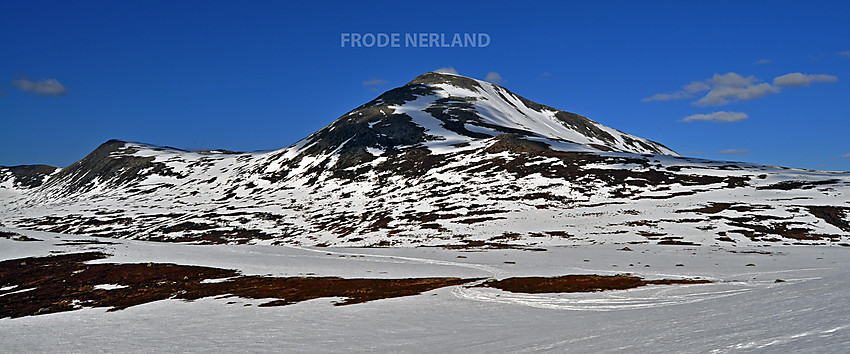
<box><xmin>1</xmin><ymin>72</ymin><xmax>848</xmax><ymax>247</ymax></box>
<box><xmin>295</xmin><ymin>71</ymin><xmax>676</xmax><ymax>167</ymax></box>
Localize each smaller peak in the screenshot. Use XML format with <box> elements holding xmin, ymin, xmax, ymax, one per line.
<box><xmin>87</xmin><ymin>139</ymin><xmax>131</xmax><ymax>154</ymax></box>
<box><xmin>95</xmin><ymin>139</ymin><xmax>187</xmax><ymax>153</ymax></box>
<box><xmin>102</xmin><ymin>139</ymin><xmax>129</xmax><ymax>146</ymax></box>
<box><xmin>83</xmin><ymin>140</ymin><xmax>133</xmax><ymax>160</ymax></box>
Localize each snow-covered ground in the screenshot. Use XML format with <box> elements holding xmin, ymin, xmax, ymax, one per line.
<box><xmin>2</xmin><ymin>72</ymin><xmax>848</xmax><ymax>248</ymax></box>
<box><xmin>3</xmin><ymin>227</ymin><xmax>849</xmax><ymax>352</ymax></box>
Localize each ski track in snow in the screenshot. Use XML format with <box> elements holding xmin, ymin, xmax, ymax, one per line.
<box><xmin>715</xmin><ymin>324</ymin><xmax>850</xmax><ymax>352</ymax></box>
<box><xmin>451</xmin><ymin>270</ymin><xmax>824</xmax><ymax>312</ymax></box>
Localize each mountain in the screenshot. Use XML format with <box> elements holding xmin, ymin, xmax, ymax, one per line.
<box><xmin>1</xmin><ymin>72</ymin><xmax>849</xmax><ymax>247</ymax></box>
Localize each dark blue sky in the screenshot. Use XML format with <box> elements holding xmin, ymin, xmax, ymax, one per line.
<box><xmin>2</xmin><ymin>1</ymin><xmax>849</xmax><ymax>170</ymax></box>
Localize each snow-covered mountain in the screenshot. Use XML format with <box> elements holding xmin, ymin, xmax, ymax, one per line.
<box><xmin>1</xmin><ymin>72</ymin><xmax>849</xmax><ymax>247</ymax></box>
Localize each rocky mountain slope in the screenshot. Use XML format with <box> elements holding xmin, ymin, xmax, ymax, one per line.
<box><xmin>1</xmin><ymin>72</ymin><xmax>849</xmax><ymax>247</ymax></box>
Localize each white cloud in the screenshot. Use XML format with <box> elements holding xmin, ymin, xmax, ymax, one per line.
<box><xmin>640</xmin><ymin>80</ymin><xmax>709</xmax><ymax>102</ymax></box>
<box><xmin>644</xmin><ymin>71</ymin><xmax>837</xmax><ymax>107</ymax></box>
<box><xmin>773</xmin><ymin>72</ymin><xmax>838</xmax><ymax>87</ymax></box>
<box><xmin>839</xmin><ymin>153</ymin><xmax>850</xmax><ymax>159</ymax></box>
<box><xmin>838</xmin><ymin>51</ymin><xmax>850</xmax><ymax>58</ymax></box>
<box><xmin>11</xmin><ymin>78</ymin><xmax>68</xmax><ymax>96</ymax></box>
<box><xmin>683</xmin><ymin>81</ymin><xmax>710</xmax><ymax>93</ymax></box>
<box><xmin>695</xmin><ymin>73</ymin><xmax>780</xmax><ymax>107</ymax></box>
<box><xmin>709</xmin><ymin>72</ymin><xmax>758</xmax><ymax>87</ymax></box>
<box><xmin>641</xmin><ymin>91</ymin><xmax>690</xmax><ymax>102</ymax></box>
<box><xmin>682</xmin><ymin>111</ymin><xmax>749</xmax><ymax>123</ymax></box>
<box><xmin>485</xmin><ymin>71</ymin><xmax>503</xmax><ymax>84</ymax></box>
<box><xmin>718</xmin><ymin>149</ymin><xmax>751</xmax><ymax>155</ymax></box>
<box><xmin>695</xmin><ymin>80</ymin><xmax>778</xmax><ymax>106</ymax></box>
<box><xmin>754</xmin><ymin>59</ymin><xmax>773</xmax><ymax>65</ymax></box>
<box><xmin>434</xmin><ymin>67</ymin><xmax>458</xmax><ymax>74</ymax></box>
<box><xmin>538</xmin><ymin>72</ymin><xmax>552</xmax><ymax>80</ymax></box>
<box><xmin>362</xmin><ymin>78</ymin><xmax>388</xmax><ymax>87</ymax></box>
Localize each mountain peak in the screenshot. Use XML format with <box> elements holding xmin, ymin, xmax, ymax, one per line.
<box><xmin>406</xmin><ymin>71</ymin><xmax>485</xmax><ymax>90</ymax></box>
<box><xmin>301</xmin><ymin>71</ymin><xmax>677</xmax><ymax>164</ymax></box>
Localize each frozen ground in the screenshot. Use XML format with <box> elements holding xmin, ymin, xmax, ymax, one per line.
<box><xmin>2</xmin><ymin>227</ymin><xmax>850</xmax><ymax>352</ymax></box>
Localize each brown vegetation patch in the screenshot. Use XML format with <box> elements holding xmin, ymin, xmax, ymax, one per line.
<box><xmin>727</xmin><ymin>249</ymin><xmax>773</xmax><ymax>255</ymax></box>
<box><xmin>81</xmin><ymin>218</ymin><xmax>133</xmax><ymax>226</ymax></box>
<box><xmin>727</xmin><ymin>221</ymin><xmax>819</xmax><ymax>241</ymax></box>
<box><xmin>432</xmin><ymin>240</ymin><xmax>546</xmax><ymax>252</ymax></box>
<box><xmin>477</xmin><ymin>274</ymin><xmax>711</xmax><ymax>293</ymax></box>
<box><xmin>489</xmin><ymin>233</ymin><xmax>522</xmax><ymax>241</ymax></box>
<box><xmin>55</xmin><ymin>239</ymin><xmax>119</xmax><ymax>246</ymax></box>
<box><xmin>757</xmin><ymin>179</ymin><xmax>841</xmax><ymax>191</ymax></box>
<box><xmin>0</xmin><ymin>252</ymin><xmax>479</xmax><ymax>319</ymax></box>
<box><xmin>807</xmin><ymin>206</ymin><xmax>850</xmax><ymax>232</ymax></box>
<box><xmin>680</xmin><ymin>203</ymin><xmax>734</xmax><ymax>214</ymax></box>
<box><xmin>624</xmin><ymin>220</ymin><xmax>656</xmax><ymax>227</ymax></box>
<box><xmin>484</xmin><ymin>134</ymin><xmax>551</xmax><ymax>154</ymax></box>
<box><xmin>147</xmin><ymin>228</ymin><xmax>276</xmax><ymax>244</ymax></box>
<box><xmin>716</xmin><ymin>235</ymin><xmax>736</xmax><ymax>243</ymax></box>
<box><xmin>455</xmin><ymin>216</ymin><xmax>506</xmax><ymax>224</ymax></box>
<box><xmin>633</xmin><ymin>190</ymin><xmax>698</xmax><ymax>200</ymax></box>
<box><xmin>544</xmin><ymin>230</ymin><xmax>573</xmax><ymax>238</ymax></box>
<box><xmin>588</xmin><ymin>143</ymin><xmax>615</xmax><ymax>152</ymax></box>
<box><xmin>160</xmin><ymin>222</ymin><xmax>216</xmax><ymax>233</ymax></box>
<box><xmin>0</xmin><ymin>231</ymin><xmax>41</xmax><ymax>242</ymax></box>
<box><xmin>657</xmin><ymin>239</ymin><xmax>701</xmax><ymax>246</ymax></box>
<box><xmin>678</xmin><ymin>202</ymin><xmax>770</xmax><ymax>215</ymax></box>
<box><xmin>661</xmin><ymin>218</ymin><xmax>705</xmax><ymax>224</ymax></box>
